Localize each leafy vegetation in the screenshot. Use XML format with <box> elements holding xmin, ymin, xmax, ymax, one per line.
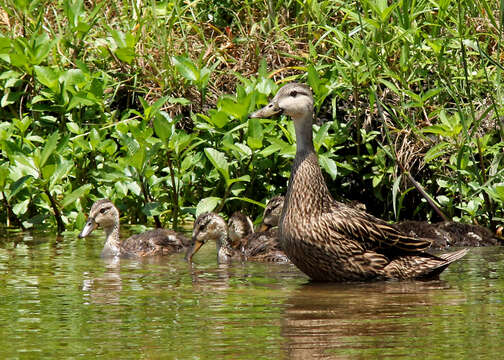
<box><xmin>0</xmin><ymin>0</ymin><xmax>503</xmax><ymax>233</ymax></box>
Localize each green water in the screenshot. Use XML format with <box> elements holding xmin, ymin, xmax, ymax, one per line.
<box><xmin>0</xmin><ymin>230</ymin><xmax>503</xmax><ymax>359</ymax></box>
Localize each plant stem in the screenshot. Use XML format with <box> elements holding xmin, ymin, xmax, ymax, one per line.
<box><xmin>45</xmin><ymin>189</ymin><xmax>64</xmax><ymax>234</ymax></box>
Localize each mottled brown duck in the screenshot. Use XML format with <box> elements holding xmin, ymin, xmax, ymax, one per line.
<box><xmin>79</xmin><ymin>199</ymin><xmax>190</xmax><ymax>258</ymax></box>
<box><xmin>250</xmin><ymin>82</ymin><xmax>468</xmax><ymax>282</ymax></box>
<box><xmin>185</xmin><ymin>212</ymin><xmax>289</xmax><ymax>263</ymax></box>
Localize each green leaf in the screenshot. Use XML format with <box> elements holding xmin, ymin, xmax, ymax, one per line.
<box><xmin>49</xmin><ymin>158</ymin><xmax>74</xmax><ymax>189</ymax></box>
<box><xmin>318</xmin><ymin>153</ymin><xmax>338</xmax><ymax>180</ymax></box>
<box><xmin>204</xmin><ymin>148</ymin><xmax>230</xmax><ymax>182</ymax></box>
<box><xmin>39</xmin><ymin>131</ymin><xmax>60</xmax><ymax>169</ymax></box>
<box><xmin>196</xmin><ymin>197</ymin><xmax>221</xmax><ymax>217</ymax></box>
<box><xmin>392</xmin><ymin>174</ymin><xmax>402</xmax><ymax>219</ymax></box>
<box><xmin>247</xmin><ymin>117</ymin><xmax>263</xmax><ymax>149</ymax></box>
<box><xmin>208</xmin><ymin>110</ymin><xmax>229</xmax><ymax>128</ymax></box>
<box><xmin>424</xmin><ymin>142</ymin><xmax>451</xmax><ymax>162</ymax></box>
<box><xmin>62</xmin><ymin>184</ymin><xmax>92</xmax><ymax>209</ymax></box>
<box><xmin>66</xmin><ymin>122</ymin><xmax>81</xmax><ymax>134</ymax></box>
<box><xmin>172</xmin><ymin>56</ymin><xmax>198</xmax><ymax>82</ymax></box>
<box><xmin>13</xmin><ymin>199</ymin><xmax>30</xmax><ymax>216</ymax></box>
<box><xmin>153</xmin><ymin>113</ymin><xmax>173</xmax><ymax>141</ymax></box>
<box><xmin>142</xmin><ymin>202</ymin><xmax>163</xmax><ymax>216</ymax></box>
<box><xmin>34</xmin><ymin>65</ymin><xmax>59</xmax><ymax>92</ymax></box>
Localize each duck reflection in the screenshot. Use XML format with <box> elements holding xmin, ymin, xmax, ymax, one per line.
<box><xmin>81</xmin><ymin>257</ymin><xmax>122</xmax><ymax>305</ymax></box>
<box><xmin>281</xmin><ymin>280</ymin><xmax>463</xmax><ymax>359</ymax></box>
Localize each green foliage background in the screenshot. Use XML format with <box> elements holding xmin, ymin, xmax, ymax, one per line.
<box><xmin>0</xmin><ymin>0</ymin><xmax>503</xmax><ymax>233</ymax></box>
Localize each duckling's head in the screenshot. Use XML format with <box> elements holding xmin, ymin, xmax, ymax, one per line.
<box><xmin>227</xmin><ymin>212</ymin><xmax>254</xmax><ymax>248</ymax></box>
<box><xmin>78</xmin><ymin>199</ymin><xmax>119</xmax><ymax>238</ymax></box>
<box><xmin>250</xmin><ymin>83</ymin><xmax>313</xmax><ymax>121</ymax></box>
<box><xmin>259</xmin><ymin>195</ymin><xmax>284</xmax><ymax>232</ymax></box>
<box><xmin>185</xmin><ymin>212</ymin><xmax>228</xmax><ymax>262</ymax></box>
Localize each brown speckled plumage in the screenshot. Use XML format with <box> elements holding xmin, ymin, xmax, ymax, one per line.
<box><xmin>79</xmin><ymin>199</ymin><xmax>190</xmax><ymax>258</ymax></box>
<box><xmin>227</xmin><ymin>211</ymin><xmax>254</xmax><ymax>248</ymax></box>
<box><xmin>250</xmin><ymin>83</ymin><xmax>468</xmax><ymax>282</ymax></box>
<box><xmin>186</xmin><ymin>212</ymin><xmax>289</xmax><ymax>263</ymax></box>
<box><xmin>396</xmin><ymin>220</ymin><xmax>502</xmax><ymax>249</ymax></box>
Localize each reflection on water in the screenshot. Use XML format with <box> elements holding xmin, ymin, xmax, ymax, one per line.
<box><xmin>282</xmin><ymin>281</ymin><xmax>460</xmax><ymax>359</ymax></box>
<box><xmin>0</xmin><ymin>230</ymin><xmax>503</xmax><ymax>359</ymax></box>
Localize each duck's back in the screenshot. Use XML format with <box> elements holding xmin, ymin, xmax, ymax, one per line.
<box><xmin>243</xmin><ymin>228</ymin><xmax>290</xmax><ymax>263</ymax></box>
<box><xmin>122</xmin><ymin>229</ymin><xmax>190</xmax><ymax>256</ymax></box>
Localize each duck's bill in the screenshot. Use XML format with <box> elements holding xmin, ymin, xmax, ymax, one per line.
<box><xmin>258</xmin><ymin>223</ymin><xmax>270</xmax><ymax>232</ymax></box>
<box><xmin>78</xmin><ymin>218</ymin><xmax>97</xmax><ymax>238</ymax></box>
<box><xmin>249</xmin><ymin>103</ymin><xmax>282</xmax><ymax>118</ymax></box>
<box><xmin>184</xmin><ymin>240</ymin><xmax>204</xmax><ymax>262</ymax></box>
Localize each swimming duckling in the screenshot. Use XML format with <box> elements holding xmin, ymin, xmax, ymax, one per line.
<box><xmin>185</xmin><ymin>212</ymin><xmax>289</xmax><ymax>263</ymax></box>
<box><xmin>79</xmin><ymin>199</ymin><xmax>190</xmax><ymax>258</ymax></box>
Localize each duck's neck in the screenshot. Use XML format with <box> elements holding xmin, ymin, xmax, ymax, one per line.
<box><xmin>216</xmin><ymin>232</ymin><xmax>235</xmax><ymax>263</ymax></box>
<box><xmin>283</xmin><ymin>114</ymin><xmax>333</xmax><ymax>217</ymax></box>
<box><xmin>293</xmin><ymin>114</ymin><xmax>314</xmax><ymax>154</ymax></box>
<box><xmin>102</xmin><ymin>223</ymin><xmax>121</xmax><ymax>257</ymax></box>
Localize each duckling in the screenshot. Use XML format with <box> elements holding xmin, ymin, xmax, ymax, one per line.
<box><xmin>227</xmin><ymin>211</ymin><xmax>254</xmax><ymax>249</ymax></box>
<box><xmin>79</xmin><ymin>199</ymin><xmax>190</xmax><ymax>258</ymax></box>
<box><xmin>250</xmin><ymin>82</ymin><xmax>468</xmax><ymax>282</ymax></box>
<box><xmin>258</xmin><ymin>195</ymin><xmax>284</xmax><ymax>232</ymax></box>
<box><xmin>396</xmin><ymin>220</ymin><xmax>502</xmax><ymax>249</ymax></box>
<box><xmin>185</xmin><ymin>212</ymin><xmax>289</xmax><ymax>263</ymax></box>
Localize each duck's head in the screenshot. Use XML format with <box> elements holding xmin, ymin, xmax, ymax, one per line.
<box><xmin>78</xmin><ymin>199</ymin><xmax>119</xmax><ymax>238</ymax></box>
<box><xmin>259</xmin><ymin>195</ymin><xmax>284</xmax><ymax>232</ymax></box>
<box><xmin>185</xmin><ymin>212</ymin><xmax>228</xmax><ymax>262</ymax></box>
<box><xmin>227</xmin><ymin>212</ymin><xmax>254</xmax><ymax>248</ymax></box>
<box><xmin>250</xmin><ymin>83</ymin><xmax>313</xmax><ymax>121</ymax></box>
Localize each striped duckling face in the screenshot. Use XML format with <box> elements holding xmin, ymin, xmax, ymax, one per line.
<box><xmin>259</xmin><ymin>196</ymin><xmax>284</xmax><ymax>232</ymax></box>
<box><xmin>79</xmin><ymin>199</ymin><xmax>119</xmax><ymax>238</ymax></box>
<box><xmin>185</xmin><ymin>212</ymin><xmax>228</xmax><ymax>262</ymax></box>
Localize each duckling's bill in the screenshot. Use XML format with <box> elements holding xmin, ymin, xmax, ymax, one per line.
<box><xmin>184</xmin><ymin>239</ymin><xmax>204</xmax><ymax>262</ymax></box>
<box><xmin>78</xmin><ymin>218</ymin><xmax>97</xmax><ymax>238</ymax></box>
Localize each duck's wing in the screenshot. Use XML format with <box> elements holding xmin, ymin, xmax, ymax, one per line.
<box><xmin>322</xmin><ymin>202</ymin><xmax>433</xmax><ymax>252</ymax></box>
<box><xmin>123</xmin><ymin>229</ymin><xmax>190</xmax><ymax>256</ymax></box>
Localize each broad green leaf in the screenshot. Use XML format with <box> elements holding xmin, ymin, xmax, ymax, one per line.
<box><xmin>247</xmin><ymin>117</ymin><xmax>263</xmax><ymax>149</ymax></box>
<box><xmin>60</xmin><ymin>69</ymin><xmax>86</xmax><ymax>86</ymax></box>
<box><xmin>34</xmin><ymin>65</ymin><xmax>59</xmax><ymax>92</ymax></box>
<box><xmin>204</xmin><ymin>148</ymin><xmax>229</xmax><ymax>182</ymax></box>
<box><xmin>208</xmin><ymin>110</ymin><xmax>229</xmax><ymax>128</ymax></box>
<box><xmin>49</xmin><ymin>158</ymin><xmax>74</xmax><ymax>189</ymax></box>
<box><xmin>172</xmin><ymin>56</ymin><xmax>198</xmax><ymax>82</ymax></box>
<box><xmin>13</xmin><ymin>199</ymin><xmax>30</xmax><ymax>216</ymax></box>
<box><xmin>319</xmin><ymin>153</ymin><xmax>338</xmax><ymax>180</ymax></box>
<box><xmin>196</xmin><ymin>197</ymin><xmax>221</xmax><ymax>217</ymax></box>
<box><xmin>39</xmin><ymin>131</ymin><xmax>60</xmax><ymax>169</ymax></box>
<box><xmin>153</xmin><ymin>113</ymin><xmax>173</xmax><ymax>141</ymax></box>
<box><xmin>62</xmin><ymin>184</ymin><xmax>92</xmax><ymax>209</ymax></box>
<box><xmin>66</xmin><ymin>122</ymin><xmax>81</xmax><ymax>134</ymax></box>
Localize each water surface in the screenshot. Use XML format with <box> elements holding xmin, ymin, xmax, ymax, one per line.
<box><xmin>0</xmin><ymin>230</ymin><xmax>503</xmax><ymax>359</ymax></box>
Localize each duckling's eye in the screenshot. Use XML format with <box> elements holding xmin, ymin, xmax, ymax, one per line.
<box><xmin>100</xmin><ymin>208</ymin><xmax>108</xmax><ymax>214</ymax></box>
<box><xmin>289</xmin><ymin>90</ymin><xmax>297</xmax><ymax>97</ymax></box>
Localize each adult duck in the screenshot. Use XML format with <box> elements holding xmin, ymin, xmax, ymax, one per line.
<box><xmin>79</xmin><ymin>199</ymin><xmax>190</xmax><ymax>258</ymax></box>
<box><xmin>249</xmin><ymin>82</ymin><xmax>468</xmax><ymax>281</ymax></box>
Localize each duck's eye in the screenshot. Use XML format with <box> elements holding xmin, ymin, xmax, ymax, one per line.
<box><xmin>100</xmin><ymin>208</ymin><xmax>108</xmax><ymax>214</ymax></box>
<box><xmin>289</xmin><ymin>90</ymin><xmax>297</xmax><ymax>97</ymax></box>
